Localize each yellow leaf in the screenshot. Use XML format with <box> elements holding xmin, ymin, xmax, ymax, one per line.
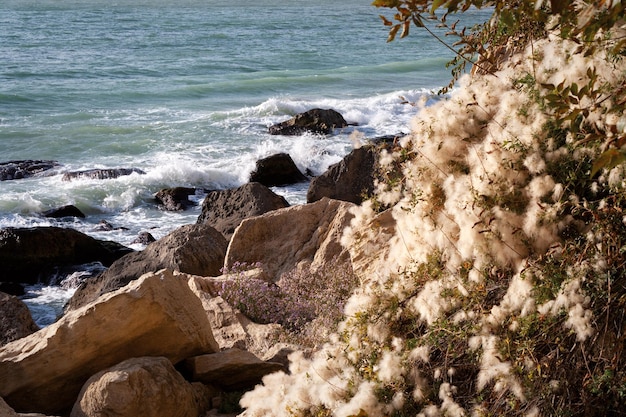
<box><xmin>431</xmin><ymin>0</ymin><xmax>447</xmax><ymax>14</ymax></box>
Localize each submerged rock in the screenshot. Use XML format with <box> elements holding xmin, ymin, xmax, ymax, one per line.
<box><xmin>268</xmin><ymin>108</ymin><xmax>348</xmax><ymax>136</ymax></box>
<box><xmin>249</xmin><ymin>153</ymin><xmax>308</xmax><ymax>187</ymax></box>
<box><xmin>196</xmin><ymin>182</ymin><xmax>289</xmax><ymax>240</ymax></box>
<box><xmin>0</xmin><ymin>160</ymin><xmax>60</xmax><ymax>181</ymax></box>
<box><xmin>41</xmin><ymin>204</ymin><xmax>86</xmax><ymax>219</ymax></box>
<box><xmin>61</xmin><ymin>168</ymin><xmax>145</xmax><ymax>181</ymax></box>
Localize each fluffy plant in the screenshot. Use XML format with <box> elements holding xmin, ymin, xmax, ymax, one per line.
<box><xmin>239</xmin><ymin>1</ymin><xmax>626</xmax><ymax>416</ymax></box>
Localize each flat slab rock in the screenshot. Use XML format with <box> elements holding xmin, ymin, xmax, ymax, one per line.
<box><xmin>0</xmin><ymin>160</ymin><xmax>60</xmax><ymax>181</ymax></box>
<box><xmin>184</xmin><ymin>348</ymin><xmax>285</xmax><ymax>390</ymax></box>
<box><xmin>61</xmin><ymin>168</ymin><xmax>145</xmax><ymax>181</ymax></box>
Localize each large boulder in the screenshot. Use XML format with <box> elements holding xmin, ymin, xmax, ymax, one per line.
<box><xmin>346</xmin><ymin>208</ymin><xmax>398</xmax><ymax>279</ymax></box>
<box><xmin>61</xmin><ymin>168</ymin><xmax>145</xmax><ymax>182</ymax></box>
<box><xmin>184</xmin><ymin>348</ymin><xmax>285</xmax><ymax>391</ymax></box>
<box><xmin>268</xmin><ymin>108</ymin><xmax>348</xmax><ymax>136</ymax></box>
<box><xmin>0</xmin><ymin>160</ymin><xmax>59</xmax><ymax>181</ymax></box>
<box><xmin>224</xmin><ymin>197</ymin><xmax>355</xmax><ymax>281</ymax></box>
<box><xmin>67</xmin><ymin>223</ymin><xmax>228</xmax><ymax>311</ymax></box>
<box><xmin>155</xmin><ymin>187</ymin><xmax>197</xmax><ymax>211</ymax></box>
<box><xmin>0</xmin><ymin>227</ymin><xmax>133</xmax><ymax>285</ymax></box>
<box><xmin>307</xmin><ymin>145</ymin><xmax>377</xmax><ymax>204</ymax></box>
<box><xmin>0</xmin><ymin>269</ymin><xmax>219</xmax><ymax>415</ymax></box>
<box><xmin>0</xmin><ymin>292</ymin><xmax>39</xmax><ymax>346</ymax></box>
<box><xmin>249</xmin><ymin>153</ymin><xmax>308</xmax><ymax>187</ymax></box>
<box><xmin>188</xmin><ymin>275</ymin><xmax>284</xmax><ymax>357</ymax></box>
<box><xmin>71</xmin><ymin>356</ymin><xmax>211</xmax><ymax>417</ymax></box>
<box><xmin>196</xmin><ymin>182</ymin><xmax>289</xmax><ymax>240</ymax></box>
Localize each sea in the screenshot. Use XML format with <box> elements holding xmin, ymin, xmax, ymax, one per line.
<box><xmin>1</xmin><ymin>0</ymin><xmax>490</xmax><ymax>326</ymax></box>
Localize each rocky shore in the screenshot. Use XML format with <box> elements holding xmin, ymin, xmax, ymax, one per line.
<box><xmin>0</xmin><ymin>109</ymin><xmax>398</xmax><ymax>417</ymax></box>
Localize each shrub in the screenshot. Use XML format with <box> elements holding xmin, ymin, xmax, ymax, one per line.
<box><xmin>218</xmin><ymin>261</ymin><xmax>359</xmax><ymax>345</ymax></box>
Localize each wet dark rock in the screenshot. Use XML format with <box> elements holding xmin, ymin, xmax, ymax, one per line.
<box><xmin>196</xmin><ymin>182</ymin><xmax>289</xmax><ymax>240</ymax></box>
<box><xmin>93</xmin><ymin>220</ymin><xmax>129</xmax><ymax>232</ymax></box>
<box><xmin>0</xmin><ymin>160</ymin><xmax>60</xmax><ymax>181</ymax></box>
<box><xmin>154</xmin><ymin>187</ymin><xmax>196</xmax><ymax>211</ymax></box>
<box><xmin>131</xmin><ymin>231</ymin><xmax>156</xmax><ymax>245</ymax></box>
<box><xmin>0</xmin><ymin>227</ymin><xmax>133</xmax><ymax>285</ymax></box>
<box><xmin>249</xmin><ymin>153</ymin><xmax>308</xmax><ymax>187</ymax></box>
<box><xmin>42</xmin><ymin>204</ymin><xmax>86</xmax><ymax>219</ymax></box>
<box><xmin>307</xmin><ymin>145</ymin><xmax>377</xmax><ymax>205</ymax></box>
<box><xmin>67</xmin><ymin>223</ymin><xmax>228</xmax><ymax>311</ymax></box>
<box><xmin>307</xmin><ymin>134</ymin><xmax>405</xmax><ymax>205</ymax></box>
<box><xmin>268</xmin><ymin>108</ymin><xmax>348</xmax><ymax>136</ymax></box>
<box><xmin>61</xmin><ymin>168</ymin><xmax>145</xmax><ymax>182</ymax></box>
<box><xmin>0</xmin><ymin>282</ymin><xmax>25</xmax><ymax>297</ymax></box>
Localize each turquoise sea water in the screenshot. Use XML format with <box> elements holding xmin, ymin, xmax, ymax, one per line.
<box><xmin>1</xmin><ymin>0</ymin><xmax>490</xmax><ymax>253</ymax></box>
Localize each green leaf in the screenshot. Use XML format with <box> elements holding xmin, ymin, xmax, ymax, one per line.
<box><xmin>591</xmin><ymin>149</ymin><xmax>626</xmax><ymax>178</ymax></box>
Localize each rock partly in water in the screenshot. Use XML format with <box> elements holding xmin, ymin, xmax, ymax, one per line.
<box><xmin>71</xmin><ymin>356</ymin><xmax>212</xmax><ymax>417</ymax></box>
<box><xmin>0</xmin><ymin>269</ymin><xmax>219</xmax><ymax>415</ymax></box>
<box><xmin>249</xmin><ymin>153</ymin><xmax>308</xmax><ymax>187</ymax></box>
<box><xmin>268</xmin><ymin>108</ymin><xmax>348</xmax><ymax>136</ymax></box>
<box><xmin>184</xmin><ymin>348</ymin><xmax>285</xmax><ymax>391</ymax></box>
<box><xmin>93</xmin><ymin>220</ymin><xmax>129</xmax><ymax>232</ymax></box>
<box><xmin>61</xmin><ymin>168</ymin><xmax>145</xmax><ymax>182</ymax></box>
<box><xmin>155</xmin><ymin>187</ymin><xmax>197</xmax><ymax>211</ymax></box>
<box><xmin>41</xmin><ymin>204</ymin><xmax>86</xmax><ymax>219</ymax></box>
<box><xmin>0</xmin><ymin>160</ymin><xmax>60</xmax><ymax>181</ymax></box>
<box><xmin>307</xmin><ymin>135</ymin><xmax>404</xmax><ymax>205</ymax></box>
<box><xmin>196</xmin><ymin>182</ymin><xmax>289</xmax><ymax>240</ymax></box>
<box><xmin>307</xmin><ymin>145</ymin><xmax>377</xmax><ymax>205</ymax></box>
<box><xmin>0</xmin><ymin>292</ymin><xmax>39</xmax><ymax>346</ymax></box>
<box><xmin>130</xmin><ymin>231</ymin><xmax>157</xmax><ymax>245</ymax></box>
<box><xmin>67</xmin><ymin>223</ymin><xmax>228</xmax><ymax>311</ymax></box>
<box><xmin>0</xmin><ymin>227</ymin><xmax>133</xmax><ymax>285</ymax></box>
<box><xmin>225</xmin><ymin>197</ymin><xmax>355</xmax><ymax>281</ymax></box>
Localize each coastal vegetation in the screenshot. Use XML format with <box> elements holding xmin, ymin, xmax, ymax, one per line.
<box><xmin>239</xmin><ymin>1</ymin><xmax>626</xmax><ymax>416</ymax></box>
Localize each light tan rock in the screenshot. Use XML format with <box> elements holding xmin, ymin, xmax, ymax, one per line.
<box><xmin>184</xmin><ymin>348</ymin><xmax>285</xmax><ymax>390</ymax></box>
<box><xmin>0</xmin><ymin>292</ymin><xmax>39</xmax><ymax>346</ymax></box>
<box><xmin>187</xmin><ymin>276</ymin><xmax>284</xmax><ymax>357</ymax></box>
<box><xmin>224</xmin><ymin>197</ymin><xmax>355</xmax><ymax>281</ymax></box>
<box><xmin>346</xmin><ymin>208</ymin><xmax>397</xmax><ymax>279</ymax></box>
<box><xmin>71</xmin><ymin>356</ymin><xmax>211</xmax><ymax>417</ymax></box>
<box><xmin>0</xmin><ymin>269</ymin><xmax>219</xmax><ymax>415</ymax></box>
